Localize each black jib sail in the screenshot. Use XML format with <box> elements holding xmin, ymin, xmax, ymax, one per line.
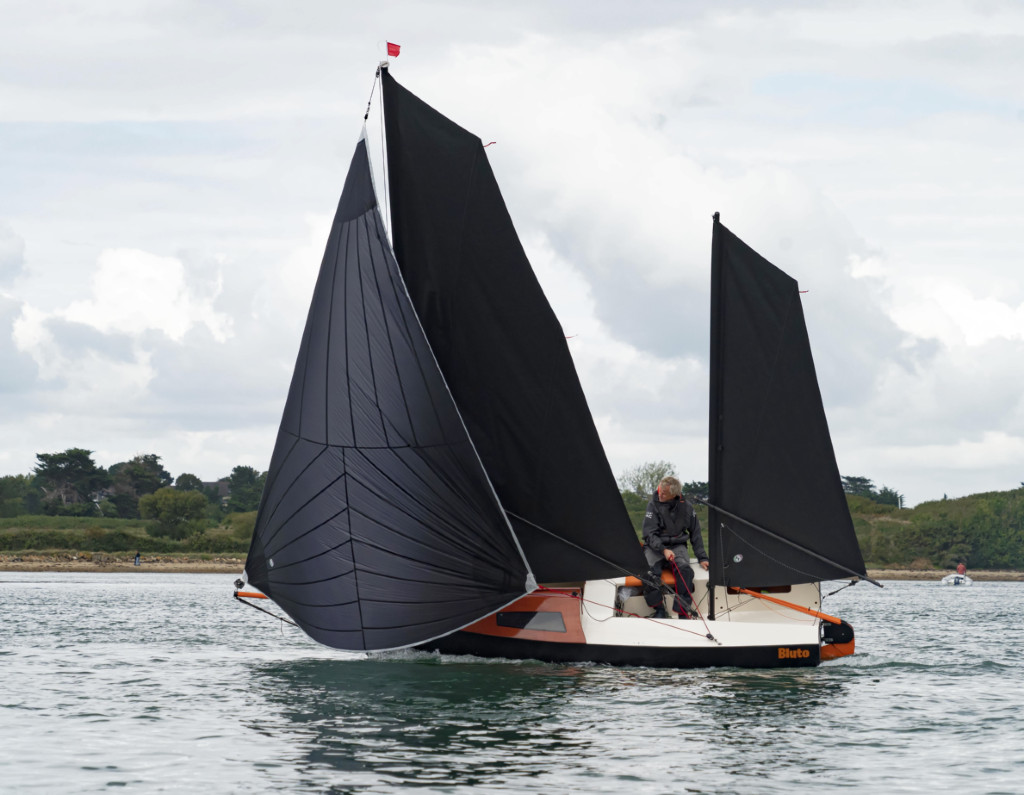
<box><xmin>707</xmin><ymin>215</ymin><xmax>868</xmax><ymax>588</ymax></box>
<box><xmin>381</xmin><ymin>67</ymin><xmax>646</xmax><ymax>583</ymax></box>
<box><xmin>244</xmin><ymin>136</ymin><xmax>533</xmax><ymax>651</ymax></box>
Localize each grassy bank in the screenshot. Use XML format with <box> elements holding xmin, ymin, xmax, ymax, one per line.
<box><xmin>1</xmin><ymin>552</ymin><xmax>1020</xmax><ymax>580</ymax></box>
<box><xmin>0</xmin><ymin>552</ymin><xmax>245</xmax><ymax>573</ymax></box>
<box><xmin>0</xmin><ymin>513</ymin><xmax>253</xmax><ymax>556</ymax></box>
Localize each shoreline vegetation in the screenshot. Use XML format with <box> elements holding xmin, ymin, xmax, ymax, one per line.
<box><xmin>2</xmin><ymin>553</ymin><xmax>1022</xmax><ymax>580</ymax></box>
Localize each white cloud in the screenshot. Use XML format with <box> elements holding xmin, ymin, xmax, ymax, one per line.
<box><xmin>892</xmin><ymin>282</ymin><xmax>1024</xmax><ymax>347</ymax></box>
<box><xmin>61</xmin><ymin>248</ymin><xmax>231</xmax><ymax>343</ymax></box>
<box><xmin>1</xmin><ymin>0</ymin><xmax>1024</xmax><ymax>509</ymax></box>
<box><xmin>0</xmin><ymin>221</ymin><xmax>25</xmax><ymax>285</ymax></box>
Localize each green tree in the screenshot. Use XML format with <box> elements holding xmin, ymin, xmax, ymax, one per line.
<box><xmin>175</xmin><ymin>473</ymin><xmax>205</xmax><ymax>492</ymax></box>
<box><xmin>110</xmin><ymin>454</ymin><xmax>172</xmax><ymax>496</ymax></box>
<box><xmin>0</xmin><ymin>474</ymin><xmax>39</xmax><ymax>517</ymax></box>
<box><xmin>681</xmin><ymin>481</ymin><xmax>709</xmax><ymax>501</ymax></box>
<box><xmin>227</xmin><ymin>466</ymin><xmax>267</xmax><ymax>513</ymax></box>
<box><xmin>876</xmin><ymin>485</ymin><xmax>904</xmax><ymax>509</ymax></box>
<box><xmin>108</xmin><ymin>454</ymin><xmax>174</xmax><ymax>518</ymax></box>
<box><xmin>34</xmin><ymin>448</ymin><xmax>109</xmax><ymax>515</ymax></box>
<box><xmin>618</xmin><ymin>460</ymin><xmax>676</xmax><ymax>500</ymax></box>
<box><xmin>842</xmin><ymin>475</ymin><xmax>877</xmax><ymax>499</ymax></box>
<box><xmin>139</xmin><ymin>487</ymin><xmax>209</xmax><ymax>539</ymax></box>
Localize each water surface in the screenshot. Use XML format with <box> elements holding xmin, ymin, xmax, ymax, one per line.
<box><xmin>2</xmin><ymin>573</ymin><xmax>1021</xmax><ymax>792</ymax></box>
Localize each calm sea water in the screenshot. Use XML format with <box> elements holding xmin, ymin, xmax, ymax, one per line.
<box><xmin>2</xmin><ymin>572</ymin><xmax>1022</xmax><ymax>794</ymax></box>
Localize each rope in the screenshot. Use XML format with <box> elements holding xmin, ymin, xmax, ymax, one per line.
<box><xmin>363</xmin><ymin>68</ymin><xmax>378</xmax><ymax>121</ymax></box>
<box><xmin>536</xmin><ymin>585</ymin><xmax>717</xmax><ymax>642</ymax></box>
<box><xmin>505</xmin><ymin>510</ymin><xmax>657</xmax><ymax>588</ymax></box>
<box><xmin>668</xmin><ymin>557</ymin><xmax>715</xmax><ymax>639</ymax></box>
<box><xmin>234</xmin><ymin>593</ymin><xmax>298</xmax><ymax>628</ymax></box>
<box><xmin>697</xmin><ymin>497</ymin><xmax>882</xmax><ymax>587</ymax></box>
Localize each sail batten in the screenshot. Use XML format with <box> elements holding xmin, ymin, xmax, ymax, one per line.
<box><xmin>244</xmin><ymin>136</ymin><xmax>532</xmax><ymax>650</ymax></box>
<box><xmin>708</xmin><ymin>217</ymin><xmax>867</xmax><ymax>588</ymax></box>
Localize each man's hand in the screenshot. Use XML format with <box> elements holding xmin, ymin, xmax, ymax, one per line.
<box><xmin>662</xmin><ymin>549</ymin><xmax>675</xmax><ymax>561</ymax></box>
<box><xmin>699</xmin><ymin>560</ymin><xmax>710</xmax><ymax>571</ymax></box>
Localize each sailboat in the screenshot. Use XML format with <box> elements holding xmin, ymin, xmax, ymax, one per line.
<box><xmin>235</xmin><ymin>64</ymin><xmax>879</xmax><ymax>668</ymax></box>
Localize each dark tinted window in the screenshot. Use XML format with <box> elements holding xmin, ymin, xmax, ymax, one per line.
<box><xmin>495</xmin><ymin>611</ymin><xmax>567</xmax><ymax>632</ymax></box>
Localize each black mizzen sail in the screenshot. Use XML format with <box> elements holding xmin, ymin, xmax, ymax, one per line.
<box><xmin>381</xmin><ymin>68</ymin><xmax>646</xmax><ymax>583</ymax></box>
<box><xmin>244</xmin><ymin>136</ymin><xmax>532</xmax><ymax>651</ymax></box>
<box><xmin>708</xmin><ymin>216</ymin><xmax>868</xmax><ymax>588</ymax></box>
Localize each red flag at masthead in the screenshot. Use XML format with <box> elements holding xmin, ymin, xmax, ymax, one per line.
<box><xmin>387</xmin><ymin>42</ymin><xmax>401</xmax><ymax>57</ymax></box>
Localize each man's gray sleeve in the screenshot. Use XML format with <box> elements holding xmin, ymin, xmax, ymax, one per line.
<box><xmin>642</xmin><ymin>508</ymin><xmax>664</xmax><ymax>553</ymax></box>
<box><xmin>690</xmin><ymin>514</ymin><xmax>709</xmax><ymax>562</ymax></box>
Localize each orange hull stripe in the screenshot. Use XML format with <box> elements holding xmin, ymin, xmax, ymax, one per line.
<box><xmin>820</xmin><ymin>640</ymin><xmax>855</xmax><ymax>660</ymax></box>
<box><xmin>235</xmin><ymin>591</ymin><xmax>268</xmax><ymax>599</ymax></box>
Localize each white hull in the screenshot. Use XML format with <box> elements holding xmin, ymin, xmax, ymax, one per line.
<box><xmin>419</xmin><ymin>561</ymin><xmax>853</xmax><ymax>668</ymax></box>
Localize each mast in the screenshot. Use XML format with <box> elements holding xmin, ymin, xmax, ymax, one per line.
<box><xmin>708</xmin><ymin>212</ymin><xmax>725</xmax><ymax>615</ymax></box>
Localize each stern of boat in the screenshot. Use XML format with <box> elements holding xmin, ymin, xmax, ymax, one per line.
<box><xmin>819</xmin><ymin>618</ymin><xmax>855</xmax><ymax>660</ymax></box>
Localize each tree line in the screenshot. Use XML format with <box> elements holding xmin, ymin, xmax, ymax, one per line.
<box><xmin>615</xmin><ymin>460</ymin><xmax>1024</xmax><ymax>570</ymax></box>
<box><xmin>0</xmin><ymin>448</ymin><xmax>266</xmax><ymax>540</ymax></box>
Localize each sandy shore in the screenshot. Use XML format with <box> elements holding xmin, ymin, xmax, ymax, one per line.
<box><xmin>0</xmin><ymin>553</ymin><xmax>246</xmax><ymax>574</ymax></box>
<box><xmin>1</xmin><ymin>554</ymin><xmax>1021</xmax><ymax>580</ymax></box>
<box><xmin>864</xmin><ymin>568</ymin><xmax>1024</xmax><ymax>581</ymax></box>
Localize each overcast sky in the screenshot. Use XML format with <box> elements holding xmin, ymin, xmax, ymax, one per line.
<box><xmin>2</xmin><ymin>0</ymin><xmax>1023</xmax><ymax>506</ymax></box>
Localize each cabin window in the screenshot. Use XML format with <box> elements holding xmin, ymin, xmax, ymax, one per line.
<box><xmin>496</xmin><ymin>611</ymin><xmax>567</xmax><ymax>632</ymax></box>
<box><xmin>727</xmin><ymin>585</ymin><xmax>792</xmax><ymax>594</ymax></box>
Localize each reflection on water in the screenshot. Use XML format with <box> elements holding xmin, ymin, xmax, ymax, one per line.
<box><xmin>248</xmin><ymin>656</ymin><xmax>598</xmax><ymax>789</ymax></box>
<box><xmin>244</xmin><ymin>653</ymin><xmax>853</xmax><ymax>791</ymax></box>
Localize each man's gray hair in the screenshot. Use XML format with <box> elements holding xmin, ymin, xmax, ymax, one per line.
<box><xmin>658</xmin><ymin>476</ymin><xmax>682</xmax><ymax>497</ymax></box>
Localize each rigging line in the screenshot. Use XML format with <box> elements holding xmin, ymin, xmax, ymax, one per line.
<box><xmin>697</xmin><ymin>498</ymin><xmax>882</xmax><ymax>587</ymax></box>
<box><xmin>363</xmin><ymin>68</ymin><xmax>378</xmax><ymax>122</ymax></box>
<box><xmin>378</xmin><ymin>69</ymin><xmax>388</xmax><ymax>237</ymax></box>
<box><xmin>826</xmin><ymin>580</ymin><xmax>858</xmax><ymax>597</ymax></box>
<box><xmin>668</xmin><ymin>557</ymin><xmax>716</xmax><ymax>641</ymax></box>
<box><xmin>234</xmin><ymin>593</ymin><xmax>298</xmax><ymax>628</ymax></box>
<box><xmin>718</xmin><ymin>521</ymin><xmax>840</xmax><ymax>586</ymax></box>
<box><xmin>536</xmin><ymin>586</ymin><xmax>715</xmax><ymax>641</ymax></box>
<box><xmin>505</xmin><ymin>510</ymin><xmax>658</xmax><ymax>588</ymax></box>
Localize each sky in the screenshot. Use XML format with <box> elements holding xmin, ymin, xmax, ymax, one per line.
<box><xmin>2</xmin><ymin>0</ymin><xmax>1023</xmax><ymax>507</ymax></box>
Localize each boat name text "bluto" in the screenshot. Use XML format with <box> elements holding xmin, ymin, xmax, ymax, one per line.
<box><xmin>778</xmin><ymin>648</ymin><xmax>811</xmax><ymax>659</ymax></box>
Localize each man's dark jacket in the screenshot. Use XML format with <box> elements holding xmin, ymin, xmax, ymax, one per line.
<box><xmin>642</xmin><ymin>494</ymin><xmax>709</xmax><ymax>562</ymax></box>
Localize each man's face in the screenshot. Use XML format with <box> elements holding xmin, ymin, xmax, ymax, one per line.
<box><xmin>659</xmin><ymin>487</ymin><xmax>678</xmax><ymax>502</ymax></box>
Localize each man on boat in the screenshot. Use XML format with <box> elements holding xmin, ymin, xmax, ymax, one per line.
<box><xmin>641</xmin><ymin>476</ymin><xmax>709</xmax><ymax>618</ymax></box>
<box><xmin>956</xmin><ymin>562</ymin><xmax>967</xmax><ymax>575</ymax></box>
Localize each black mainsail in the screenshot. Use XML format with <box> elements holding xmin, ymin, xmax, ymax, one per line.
<box><xmin>708</xmin><ymin>215</ymin><xmax>868</xmax><ymax>588</ymax></box>
<box><xmin>381</xmin><ymin>68</ymin><xmax>646</xmax><ymax>583</ymax></box>
<box><xmin>244</xmin><ymin>136</ymin><xmax>533</xmax><ymax>651</ymax></box>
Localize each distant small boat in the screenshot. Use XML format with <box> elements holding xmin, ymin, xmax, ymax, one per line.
<box><xmin>941</xmin><ymin>573</ymin><xmax>973</xmax><ymax>586</ymax></box>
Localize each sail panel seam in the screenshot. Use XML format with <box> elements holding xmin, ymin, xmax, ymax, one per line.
<box><xmin>346</xmin><ymin>446</ymin><xmax>522</xmax><ymax>569</ymax></box>
<box><xmin>258</xmin><ymin>446</ymin><xmax>333</xmax><ymax>551</ymax></box>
